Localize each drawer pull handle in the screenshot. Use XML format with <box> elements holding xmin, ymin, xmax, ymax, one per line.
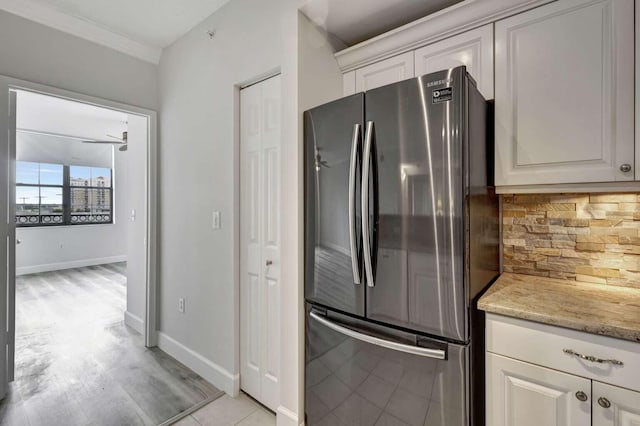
<box><xmin>598</xmin><ymin>397</ymin><xmax>611</xmax><ymax>409</ymax></box>
<box><xmin>563</xmin><ymin>349</ymin><xmax>624</xmax><ymax>366</ymax></box>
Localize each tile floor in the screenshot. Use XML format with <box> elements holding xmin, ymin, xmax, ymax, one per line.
<box><xmin>174</xmin><ymin>393</ymin><xmax>276</xmax><ymax>426</ymax></box>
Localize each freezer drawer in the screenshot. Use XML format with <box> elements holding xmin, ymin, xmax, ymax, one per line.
<box><xmin>305</xmin><ymin>304</ymin><xmax>468</xmax><ymax>426</ymax></box>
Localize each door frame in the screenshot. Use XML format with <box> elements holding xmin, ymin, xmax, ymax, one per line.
<box><xmin>233</xmin><ymin>68</ymin><xmax>281</xmax><ymax>400</ymax></box>
<box><xmin>0</xmin><ymin>75</ymin><xmax>159</xmax><ymax>391</ymax></box>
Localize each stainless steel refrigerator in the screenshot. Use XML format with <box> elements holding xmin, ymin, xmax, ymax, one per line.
<box><xmin>304</xmin><ymin>66</ymin><xmax>499</xmax><ymax>426</ymax></box>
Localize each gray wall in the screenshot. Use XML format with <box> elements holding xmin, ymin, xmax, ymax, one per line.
<box><xmin>0</xmin><ymin>10</ymin><xmax>158</xmax><ymax>110</ymax></box>
<box><xmin>158</xmin><ymin>0</ymin><xmax>288</xmax><ymax>375</ymax></box>
<box><xmin>158</xmin><ymin>0</ymin><xmax>304</xmax><ymax>401</ymax></box>
<box><xmin>158</xmin><ymin>6</ymin><xmax>342</xmax><ymax>422</ymax></box>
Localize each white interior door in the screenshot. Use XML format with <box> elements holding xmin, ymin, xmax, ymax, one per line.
<box><xmin>240</xmin><ymin>74</ymin><xmax>281</xmax><ymax>411</ymax></box>
<box><xmin>7</xmin><ymin>90</ymin><xmax>16</xmax><ymax>385</ymax></box>
<box><xmin>0</xmin><ymin>84</ymin><xmax>16</xmax><ymax>400</ymax></box>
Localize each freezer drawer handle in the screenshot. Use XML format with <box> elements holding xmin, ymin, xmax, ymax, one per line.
<box><xmin>348</xmin><ymin>123</ymin><xmax>361</xmax><ymax>285</ymax></box>
<box><xmin>361</xmin><ymin>121</ymin><xmax>375</xmax><ymax>288</ymax></box>
<box><xmin>563</xmin><ymin>349</ymin><xmax>624</xmax><ymax>366</ymax></box>
<box><xmin>309</xmin><ymin>311</ymin><xmax>446</xmax><ymax>360</ymax></box>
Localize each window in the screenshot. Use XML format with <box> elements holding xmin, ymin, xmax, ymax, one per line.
<box><xmin>69</xmin><ymin>166</ymin><xmax>113</xmax><ymax>224</ymax></box>
<box><xmin>16</xmin><ymin>162</ymin><xmax>113</xmax><ymax>227</ymax></box>
<box><xmin>16</xmin><ymin>162</ymin><xmax>64</xmax><ymax>225</ymax></box>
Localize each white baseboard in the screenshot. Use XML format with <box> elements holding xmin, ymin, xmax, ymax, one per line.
<box><xmin>16</xmin><ymin>255</ymin><xmax>127</xmax><ymax>276</ymax></box>
<box><xmin>157</xmin><ymin>331</ymin><xmax>239</xmax><ymax>396</ymax></box>
<box><xmin>124</xmin><ymin>311</ymin><xmax>144</xmax><ymax>334</ymax></box>
<box><xmin>277</xmin><ymin>406</ymin><xmax>301</xmax><ymax>426</ymax></box>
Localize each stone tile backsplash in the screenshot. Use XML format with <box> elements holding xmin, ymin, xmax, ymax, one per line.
<box><xmin>502</xmin><ymin>193</ymin><xmax>640</xmax><ymax>288</ymax></box>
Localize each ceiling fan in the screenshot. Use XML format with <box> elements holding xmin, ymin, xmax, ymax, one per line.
<box><xmin>82</xmin><ymin>131</ymin><xmax>128</xmax><ymax>151</ymax></box>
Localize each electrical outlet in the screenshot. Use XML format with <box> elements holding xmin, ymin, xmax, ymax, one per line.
<box><xmin>178</xmin><ymin>297</ymin><xmax>185</xmax><ymax>313</ymax></box>
<box><xmin>212</xmin><ymin>211</ymin><xmax>221</xmax><ymax>229</ymax></box>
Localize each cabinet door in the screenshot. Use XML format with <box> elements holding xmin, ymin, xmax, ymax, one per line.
<box><xmin>593</xmin><ymin>382</ymin><xmax>640</xmax><ymax>426</ymax></box>
<box><xmin>487</xmin><ymin>353</ymin><xmax>591</xmax><ymax>426</ymax></box>
<box><xmin>343</xmin><ymin>71</ymin><xmax>356</xmax><ymax>96</ymax></box>
<box><xmin>494</xmin><ymin>0</ymin><xmax>634</xmax><ymax>186</ymax></box>
<box><xmin>415</xmin><ymin>24</ymin><xmax>493</xmax><ymax>99</ymax></box>
<box><xmin>354</xmin><ymin>51</ymin><xmax>414</xmax><ymax>92</ymax></box>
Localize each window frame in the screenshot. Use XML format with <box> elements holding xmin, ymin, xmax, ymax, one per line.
<box><xmin>16</xmin><ymin>162</ymin><xmax>114</xmax><ymax>228</ymax></box>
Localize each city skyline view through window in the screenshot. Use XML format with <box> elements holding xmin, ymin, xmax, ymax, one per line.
<box><xmin>16</xmin><ymin>161</ymin><xmax>113</xmax><ymax>226</ymax></box>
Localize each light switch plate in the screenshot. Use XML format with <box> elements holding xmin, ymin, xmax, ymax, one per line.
<box><xmin>212</xmin><ymin>211</ymin><xmax>221</xmax><ymax>229</ymax></box>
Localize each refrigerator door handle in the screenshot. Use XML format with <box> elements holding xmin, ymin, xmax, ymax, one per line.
<box><xmin>348</xmin><ymin>123</ymin><xmax>361</xmax><ymax>285</ymax></box>
<box><xmin>309</xmin><ymin>311</ymin><xmax>446</xmax><ymax>360</ymax></box>
<box><xmin>361</xmin><ymin>121</ymin><xmax>375</xmax><ymax>287</ymax></box>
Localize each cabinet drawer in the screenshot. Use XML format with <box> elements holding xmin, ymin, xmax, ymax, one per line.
<box><xmin>486</xmin><ymin>314</ymin><xmax>640</xmax><ymax>392</ymax></box>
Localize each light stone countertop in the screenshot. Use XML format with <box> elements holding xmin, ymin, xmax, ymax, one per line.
<box><xmin>478</xmin><ymin>273</ymin><xmax>640</xmax><ymax>343</ymax></box>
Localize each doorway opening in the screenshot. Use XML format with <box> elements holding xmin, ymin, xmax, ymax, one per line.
<box><xmin>1</xmin><ymin>86</ymin><xmax>223</xmax><ymax>424</ymax></box>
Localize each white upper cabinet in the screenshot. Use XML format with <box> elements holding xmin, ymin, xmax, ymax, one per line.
<box><xmin>494</xmin><ymin>0</ymin><xmax>635</xmax><ymax>187</ymax></box>
<box><xmin>354</xmin><ymin>51</ymin><xmax>414</xmax><ymax>92</ymax></box>
<box><xmin>343</xmin><ymin>71</ymin><xmax>356</xmax><ymax>96</ymax></box>
<box><xmin>415</xmin><ymin>24</ymin><xmax>494</xmax><ymax>99</ymax></box>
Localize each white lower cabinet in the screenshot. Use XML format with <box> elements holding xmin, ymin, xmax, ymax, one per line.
<box><xmin>593</xmin><ymin>382</ymin><xmax>640</xmax><ymax>426</ymax></box>
<box><xmin>486</xmin><ymin>314</ymin><xmax>640</xmax><ymax>426</ymax></box>
<box><xmin>487</xmin><ymin>353</ymin><xmax>591</xmax><ymax>426</ymax></box>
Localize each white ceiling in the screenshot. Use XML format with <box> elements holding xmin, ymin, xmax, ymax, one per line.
<box><xmin>0</xmin><ymin>0</ymin><xmax>231</xmax><ymax>62</ymax></box>
<box><xmin>25</xmin><ymin>0</ymin><xmax>230</xmax><ymax>47</ymax></box>
<box><xmin>17</xmin><ymin>90</ymin><xmax>128</xmax><ymax>141</ymax></box>
<box><xmin>16</xmin><ymin>90</ymin><xmax>126</xmax><ymax>166</ymax></box>
<box><xmin>301</xmin><ymin>0</ymin><xmax>463</xmax><ymax>46</ymax></box>
<box><xmin>1</xmin><ymin>0</ymin><xmax>462</xmax><ymax>63</ymax></box>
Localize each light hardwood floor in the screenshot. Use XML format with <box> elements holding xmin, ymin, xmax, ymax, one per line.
<box><xmin>0</xmin><ymin>263</ymin><xmax>223</xmax><ymax>426</ymax></box>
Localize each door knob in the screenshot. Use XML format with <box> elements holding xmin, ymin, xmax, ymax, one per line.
<box><xmin>575</xmin><ymin>391</ymin><xmax>588</xmax><ymax>402</ymax></box>
<box><xmin>620</xmin><ymin>163</ymin><xmax>632</xmax><ymax>173</ymax></box>
<box><xmin>266</xmin><ymin>260</ymin><xmax>273</xmax><ymax>266</ymax></box>
<box><xmin>16</xmin><ymin>239</ymin><xmax>21</xmax><ymax>245</ymax></box>
<box><xmin>598</xmin><ymin>397</ymin><xmax>611</xmax><ymax>408</ymax></box>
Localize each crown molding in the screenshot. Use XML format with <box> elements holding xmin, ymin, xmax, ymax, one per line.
<box><xmin>335</xmin><ymin>0</ymin><xmax>554</xmax><ymax>72</ymax></box>
<box><xmin>0</xmin><ymin>0</ymin><xmax>162</xmax><ymax>64</ymax></box>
